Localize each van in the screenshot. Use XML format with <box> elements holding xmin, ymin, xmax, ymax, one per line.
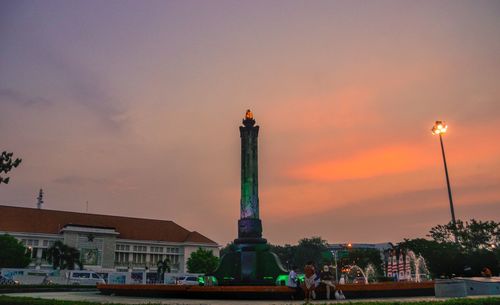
<box><xmin>176</xmin><ymin>275</ymin><xmax>200</xmax><ymax>285</ymax></box>
<box><xmin>67</xmin><ymin>271</ymin><xmax>106</xmax><ymax>285</ymax></box>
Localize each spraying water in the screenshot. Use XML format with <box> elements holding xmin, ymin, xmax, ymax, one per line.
<box><xmin>406</xmin><ymin>251</ymin><xmax>430</xmax><ymax>282</ymax></box>
<box><xmin>348</xmin><ymin>265</ymin><xmax>368</xmax><ymax>284</ymax></box>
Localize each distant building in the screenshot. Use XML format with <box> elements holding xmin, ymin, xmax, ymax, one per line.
<box><xmin>0</xmin><ymin>205</ymin><xmax>219</xmax><ymax>273</ymax></box>
<box><xmin>329</xmin><ymin>242</ymin><xmax>393</xmax><ymax>252</ymax></box>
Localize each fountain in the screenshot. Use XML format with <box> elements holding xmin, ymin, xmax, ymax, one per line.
<box><xmin>406</xmin><ymin>251</ymin><xmax>430</xmax><ymax>282</ymax></box>
<box><xmin>347</xmin><ymin>265</ymin><xmax>369</xmax><ymax>284</ymax></box>
<box><xmin>364</xmin><ymin>264</ymin><xmax>376</xmax><ymax>283</ymax></box>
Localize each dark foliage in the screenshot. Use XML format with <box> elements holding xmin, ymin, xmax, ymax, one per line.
<box><xmin>186</xmin><ymin>248</ymin><xmax>219</xmax><ymax>274</ymax></box>
<box><xmin>0</xmin><ymin>151</ymin><xmax>22</xmax><ymax>184</ymax></box>
<box><xmin>0</xmin><ymin>234</ymin><xmax>31</xmax><ymax>268</ymax></box>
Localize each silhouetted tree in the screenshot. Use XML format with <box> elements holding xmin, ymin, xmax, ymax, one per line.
<box><xmin>429</xmin><ymin>219</ymin><xmax>499</xmax><ymax>251</ymax></box>
<box><xmin>401</xmin><ymin>219</ymin><xmax>500</xmax><ymax>277</ymax></box>
<box><xmin>0</xmin><ymin>151</ymin><xmax>22</xmax><ymax>184</ymax></box>
<box><xmin>219</xmin><ymin>242</ymin><xmax>236</xmax><ymax>257</ymax></box>
<box><xmin>340</xmin><ymin>248</ymin><xmax>383</xmax><ymax>276</ymax></box>
<box><xmin>157</xmin><ymin>257</ymin><xmax>171</xmax><ymax>283</ymax></box>
<box><xmin>269</xmin><ymin>244</ymin><xmax>296</xmax><ymax>270</ymax></box>
<box><xmin>46</xmin><ymin>241</ymin><xmax>82</xmax><ymax>270</ymax></box>
<box><xmin>293</xmin><ymin>237</ymin><xmax>330</xmax><ymax>268</ymax></box>
<box><xmin>0</xmin><ymin>234</ymin><xmax>31</xmax><ymax>268</ymax></box>
<box><xmin>399</xmin><ymin>238</ymin><xmax>465</xmax><ymax>278</ymax></box>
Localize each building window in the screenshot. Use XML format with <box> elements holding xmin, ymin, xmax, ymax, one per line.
<box><xmin>41</xmin><ymin>249</ymin><xmax>48</xmax><ymax>261</ymax></box>
<box><xmin>132</xmin><ymin>253</ymin><xmax>146</xmax><ymax>263</ymax></box>
<box><xmin>150</xmin><ymin>246</ymin><xmax>164</xmax><ymax>253</ymax></box>
<box><xmin>43</xmin><ymin>240</ymin><xmax>48</xmax><ymax>247</ymax></box>
<box><xmin>133</xmin><ymin>245</ymin><xmax>146</xmax><ymax>252</ymax></box>
<box><xmin>116</xmin><ymin>244</ymin><xmax>131</xmax><ymax>251</ymax></box>
<box><xmin>115</xmin><ymin>252</ymin><xmax>129</xmax><ymax>264</ymax></box>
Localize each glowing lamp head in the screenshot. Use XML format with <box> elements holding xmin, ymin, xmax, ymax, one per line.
<box><xmin>245</xmin><ymin>109</ymin><xmax>253</xmax><ymax>120</ymax></box>
<box><xmin>242</xmin><ymin>109</ymin><xmax>256</xmax><ymax>127</ymax></box>
<box><xmin>432</xmin><ymin>121</ymin><xmax>448</xmax><ymax>135</ymax></box>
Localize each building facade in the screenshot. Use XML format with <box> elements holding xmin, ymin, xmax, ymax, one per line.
<box><xmin>0</xmin><ymin>205</ymin><xmax>219</xmax><ymax>273</ymax></box>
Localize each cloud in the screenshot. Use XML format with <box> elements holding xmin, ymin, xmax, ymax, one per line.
<box><xmin>0</xmin><ymin>88</ymin><xmax>51</xmax><ymax>107</ymax></box>
<box><xmin>53</xmin><ymin>175</ymin><xmax>107</xmax><ymax>185</ymax></box>
<box><xmin>34</xmin><ymin>49</ymin><xmax>129</xmax><ymax>130</ymax></box>
<box><xmin>287</xmin><ymin>144</ymin><xmax>433</xmax><ymax>182</ymax></box>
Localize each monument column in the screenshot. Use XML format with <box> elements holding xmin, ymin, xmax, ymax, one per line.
<box><xmin>236</xmin><ymin>110</ymin><xmax>265</xmax><ymax>244</ymax></box>
<box><xmin>212</xmin><ymin>110</ymin><xmax>287</xmax><ymax>285</ymax></box>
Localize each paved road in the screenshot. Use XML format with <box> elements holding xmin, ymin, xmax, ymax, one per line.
<box><xmin>4</xmin><ymin>291</ymin><xmax>496</xmax><ymax>304</ymax></box>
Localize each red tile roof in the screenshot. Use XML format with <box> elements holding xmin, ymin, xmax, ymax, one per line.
<box><xmin>0</xmin><ymin>205</ymin><xmax>217</xmax><ymax>245</ymax></box>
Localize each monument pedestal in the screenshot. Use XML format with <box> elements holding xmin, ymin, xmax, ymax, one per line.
<box><xmin>214</xmin><ymin>241</ymin><xmax>287</xmax><ymax>286</ymax></box>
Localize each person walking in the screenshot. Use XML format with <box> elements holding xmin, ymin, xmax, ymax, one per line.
<box><xmin>320</xmin><ymin>265</ymin><xmax>336</xmax><ymax>300</ymax></box>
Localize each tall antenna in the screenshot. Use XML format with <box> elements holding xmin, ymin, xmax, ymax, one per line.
<box><xmin>36</xmin><ymin>189</ymin><xmax>44</xmax><ymax>209</ymax></box>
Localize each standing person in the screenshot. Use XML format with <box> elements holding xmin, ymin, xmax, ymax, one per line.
<box><xmin>320</xmin><ymin>265</ymin><xmax>336</xmax><ymax>300</ymax></box>
<box><xmin>287</xmin><ymin>266</ymin><xmax>301</xmax><ymax>299</ymax></box>
<box><xmin>304</xmin><ymin>261</ymin><xmax>316</xmax><ymax>303</ymax></box>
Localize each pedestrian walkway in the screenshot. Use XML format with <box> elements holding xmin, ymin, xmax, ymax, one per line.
<box><xmin>3</xmin><ymin>291</ymin><xmax>499</xmax><ymax>304</ymax></box>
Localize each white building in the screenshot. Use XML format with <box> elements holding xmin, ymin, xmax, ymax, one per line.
<box><xmin>0</xmin><ymin>205</ymin><xmax>219</xmax><ymax>273</ymax></box>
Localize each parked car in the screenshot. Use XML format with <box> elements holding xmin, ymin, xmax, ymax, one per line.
<box><xmin>176</xmin><ymin>276</ymin><xmax>200</xmax><ymax>285</ymax></box>
<box><xmin>67</xmin><ymin>271</ymin><xmax>106</xmax><ymax>285</ymax></box>
<box><xmin>0</xmin><ymin>275</ymin><xmax>19</xmax><ymax>285</ymax></box>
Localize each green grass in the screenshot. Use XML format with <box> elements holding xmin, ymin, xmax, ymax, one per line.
<box><xmin>0</xmin><ymin>296</ymin><xmax>499</xmax><ymax>305</ymax></box>
<box><xmin>321</xmin><ymin>298</ymin><xmax>500</xmax><ymax>305</ymax></box>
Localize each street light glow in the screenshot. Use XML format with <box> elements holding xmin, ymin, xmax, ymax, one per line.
<box><xmin>432</xmin><ymin>121</ymin><xmax>448</xmax><ymax>135</ymax></box>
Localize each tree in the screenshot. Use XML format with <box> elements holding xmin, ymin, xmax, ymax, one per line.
<box><xmin>429</xmin><ymin>219</ymin><xmax>499</xmax><ymax>251</ymax></box>
<box><xmin>187</xmin><ymin>248</ymin><xmax>219</xmax><ymax>274</ymax></box>
<box><xmin>0</xmin><ymin>234</ymin><xmax>31</xmax><ymax>268</ymax></box>
<box><xmin>219</xmin><ymin>242</ymin><xmax>236</xmax><ymax>257</ymax></box>
<box><xmin>399</xmin><ymin>238</ymin><xmax>465</xmax><ymax>278</ymax></box>
<box><xmin>46</xmin><ymin>241</ymin><xmax>82</xmax><ymax>270</ymax></box>
<box><xmin>269</xmin><ymin>243</ymin><xmax>296</xmax><ymax>270</ymax></box>
<box><xmin>340</xmin><ymin>248</ymin><xmax>383</xmax><ymax>276</ymax></box>
<box><xmin>293</xmin><ymin>237</ymin><xmax>330</xmax><ymax>268</ymax></box>
<box><xmin>157</xmin><ymin>257</ymin><xmax>171</xmax><ymax>283</ymax></box>
<box><xmin>0</xmin><ymin>151</ymin><xmax>22</xmax><ymax>184</ymax></box>
<box><xmin>401</xmin><ymin>219</ymin><xmax>500</xmax><ymax>277</ymax></box>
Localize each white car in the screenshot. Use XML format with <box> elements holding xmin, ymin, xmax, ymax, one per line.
<box><xmin>176</xmin><ymin>276</ymin><xmax>199</xmax><ymax>285</ymax></box>
<box><xmin>67</xmin><ymin>271</ymin><xmax>106</xmax><ymax>285</ymax></box>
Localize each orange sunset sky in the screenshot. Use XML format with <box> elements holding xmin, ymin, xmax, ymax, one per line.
<box><xmin>1</xmin><ymin>1</ymin><xmax>499</xmax><ymax>245</ymax></box>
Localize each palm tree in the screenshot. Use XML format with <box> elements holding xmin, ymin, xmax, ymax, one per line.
<box><xmin>156</xmin><ymin>257</ymin><xmax>171</xmax><ymax>283</ymax></box>
<box><xmin>46</xmin><ymin>241</ymin><xmax>82</xmax><ymax>270</ymax></box>
<box><xmin>63</xmin><ymin>246</ymin><xmax>83</xmax><ymax>270</ymax></box>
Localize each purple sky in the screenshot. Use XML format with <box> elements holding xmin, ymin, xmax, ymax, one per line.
<box><xmin>1</xmin><ymin>0</ymin><xmax>499</xmax><ymax>246</ymax></box>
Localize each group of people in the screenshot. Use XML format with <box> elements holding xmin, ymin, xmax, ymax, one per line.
<box><xmin>287</xmin><ymin>262</ymin><xmax>346</xmax><ymax>302</ymax></box>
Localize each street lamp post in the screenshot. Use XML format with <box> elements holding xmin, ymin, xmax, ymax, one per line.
<box><xmin>431</xmin><ymin>121</ymin><xmax>458</xmax><ymax>241</ymax></box>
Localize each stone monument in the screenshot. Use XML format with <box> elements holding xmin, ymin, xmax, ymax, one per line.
<box><xmin>213</xmin><ymin>110</ymin><xmax>287</xmax><ymax>285</ymax></box>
